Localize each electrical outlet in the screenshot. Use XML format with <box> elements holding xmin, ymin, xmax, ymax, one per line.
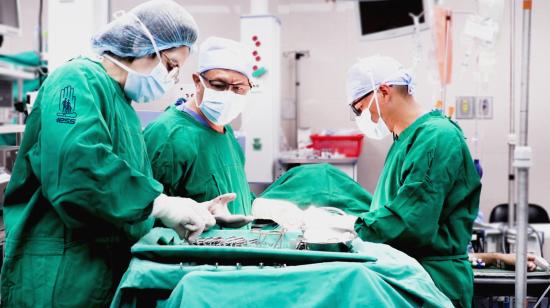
<box><xmin>477</xmin><ymin>96</ymin><xmax>493</xmax><ymax>119</ymax></box>
<box><xmin>455</xmin><ymin>96</ymin><xmax>476</xmax><ymax>119</ymax></box>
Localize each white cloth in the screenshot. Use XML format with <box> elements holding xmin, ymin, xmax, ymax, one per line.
<box><xmin>252</xmin><ymin>198</ymin><xmax>306</xmax><ymax>230</ymax></box>
<box><xmin>252</xmin><ymin>198</ymin><xmax>358</xmax><ymax>243</ymax></box>
<box><xmin>198</xmin><ymin>36</ymin><xmax>252</xmax><ymax>79</ymax></box>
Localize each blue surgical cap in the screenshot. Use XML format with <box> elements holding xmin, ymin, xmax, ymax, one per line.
<box><xmin>91</xmin><ymin>0</ymin><xmax>199</xmax><ymax>58</ymax></box>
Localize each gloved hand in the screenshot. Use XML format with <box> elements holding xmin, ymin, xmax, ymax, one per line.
<box><xmin>152</xmin><ymin>194</ymin><xmax>215</xmax><ymax>241</ymax></box>
<box><xmin>202</xmin><ymin>193</ymin><xmax>237</xmax><ymax>216</ymax></box>
<box><xmin>201</xmin><ymin>193</ymin><xmax>254</xmax><ymax>228</ymax></box>
<box><xmin>302</xmin><ymin>206</ymin><xmax>358</xmax><ymax>243</ymax></box>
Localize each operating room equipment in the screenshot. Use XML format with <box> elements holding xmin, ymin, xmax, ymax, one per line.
<box><xmin>508</xmin><ymin>0</ymin><xmax>519</xmax><ymax>231</ymax></box>
<box><xmin>409</xmin><ymin>11</ymin><xmax>425</xmax><ymax>72</ymax></box>
<box><xmin>240</xmin><ymin>8</ymin><xmax>282</xmax><ymax>183</ymax></box>
<box><xmin>190</xmin><ymin>236</ymin><xmax>256</xmax><ymax>248</ymax></box>
<box><xmin>357</xmin><ymin>0</ymin><xmax>427</xmax><ymax>41</ymax></box>
<box><xmin>0</xmin><ymin>58</ymin><xmax>38</xmax><ymax>152</ymax></box>
<box><xmin>0</xmin><ymin>0</ymin><xmax>20</xmax><ymax>36</ymax></box>
<box><xmin>214</xmin><ymin>215</ymin><xmax>255</xmax><ymax>229</ymax></box>
<box><xmin>283</xmin><ymin>50</ymin><xmax>310</xmax><ymax>149</ymax></box>
<box><xmin>514</xmin><ymin>0</ymin><xmax>535</xmax><ymax>305</ymax></box>
<box><xmin>136</xmin><ymin>228</ymin><xmax>376</xmax><ymax>265</ymax></box>
<box><xmin>297</xmin><ymin>239</ymin><xmax>352</xmax><ymax>253</ymax></box>
<box><xmin>277</xmin><ymin>154</ymin><xmax>358</xmax><ymax>181</ymax></box>
<box><xmin>433</xmin><ymin>5</ymin><xmax>453</xmax><ymax>110</ymax></box>
<box><xmin>0</xmin><ymin>146</ymin><xmax>17</xmax><ymax>173</ymax></box>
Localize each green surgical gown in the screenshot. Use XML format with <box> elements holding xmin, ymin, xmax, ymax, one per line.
<box><xmin>261</xmin><ymin>163</ymin><xmax>372</xmax><ymax>216</ymax></box>
<box><xmin>1</xmin><ymin>58</ymin><xmax>163</xmax><ymax>307</ymax></box>
<box><xmin>355</xmin><ymin>111</ymin><xmax>481</xmax><ymax>308</ymax></box>
<box><xmin>144</xmin><ymin>106</ymin><xmax>252</xmax><ymax>215</ymax></box>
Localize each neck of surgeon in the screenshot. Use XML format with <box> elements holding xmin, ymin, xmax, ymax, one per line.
<box><xmin>382</xmin><ymin>86</ymin><xmax>424</xmax><ymax>137</ymax></box>
<box><xmin>102</xmin><ymin>56</ymin><xmax>129</xmax><ymax>87</ymax></box>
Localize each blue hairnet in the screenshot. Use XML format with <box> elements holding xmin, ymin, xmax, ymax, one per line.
<box><xmin>91</xmin><ymin>0</ymin><xmax>198</xmax><ymax>58</ymax></box>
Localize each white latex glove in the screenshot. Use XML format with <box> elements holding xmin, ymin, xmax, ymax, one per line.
<box><xmin>152</xmin><ymin>194</ymin><xmax>215</xmax><ymax>241</ymax></box>
<box><xmin>302</xmin><ymin>206</ymin><xmax>358</xmax><ymax>243</ymax></box>
<box><xmin>202</xmin><ymin>193</ymin><xmax>237</xmax><ymax>216</ymax></box>
<box><xmin>201</xmin><ymin>193</ymin><xmax>254</xmax><ymax>228</ymax></box>
<box><xmin>252</xmin><ymin>198</ymin><xmax>306</xmax><ymax>230</ymax></box>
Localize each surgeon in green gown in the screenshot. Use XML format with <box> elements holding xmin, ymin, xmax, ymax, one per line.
<box><xmin>144</xmin><ymin>37</ymin><xmax>254</xmax><ymax>216</ymax></box>
<box><xmin>344</xmin><ymin>56</ymin><xmax>481</xmax><ymax>307</ymax></box>
<box><xmin>1</xmin><ymin>2</ymin><xmax>218</xmax><ymax>306</ymax></box>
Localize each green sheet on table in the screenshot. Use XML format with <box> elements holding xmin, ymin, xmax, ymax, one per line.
<box><xmin>111</xmin><ymin>228</ymin><xmax>452</xmax><ymax>308</ymax></box>
<box><xmin>260</xmin><ymin>164</ymin><xmax>372</xmax><ymax>216</ymax></box>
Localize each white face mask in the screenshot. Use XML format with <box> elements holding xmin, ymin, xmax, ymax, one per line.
<box><xmin>354</xmin><ymin>90</ymin><xmax>391</xmax><ymax>140</ymax></box>
<box><xmin>196</xmin><ymin>80</ymin><xmax>247</xmax><ymax>126</ymax></box>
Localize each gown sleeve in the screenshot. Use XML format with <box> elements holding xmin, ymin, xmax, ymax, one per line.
<box><xmin>38</xmin><ymin>63</ymin><xmax>163</xmax><ymax>229</ymax></box>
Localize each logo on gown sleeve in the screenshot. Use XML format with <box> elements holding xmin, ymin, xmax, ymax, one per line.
<box><xmin>56</xmin><ymin>86</ymin><xmax>77</xmax><ymax>124</ymax></box>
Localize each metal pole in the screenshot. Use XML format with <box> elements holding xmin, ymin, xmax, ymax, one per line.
<box><xmin>295</xmin><ymin>54</ymin><xmax>300</xmax><ymax>149</ymax></box>
<box><xmin>514</xmin><ymin>1</ymin><xmax>533</xmax><ymax>307</ymax></box>
<box><xmin>286</xmin><ymin>51</ymin><xmax>309</xmax><ymax>149</ymax></box>
<box><xmin>440</xmin><ymin>12</ymin><xmax>451</xmax><ymax>110</ymax></box>
<box><xmin>508</xmin><ymin>0</ymin><xmax>517</xmax><ymax>229</ymax></box>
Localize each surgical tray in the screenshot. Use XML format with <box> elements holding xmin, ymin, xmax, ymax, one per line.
<box><xmin>131</xmin><ymin>228</ymin><xmax>377</xmax><ymax>265</ymax></box>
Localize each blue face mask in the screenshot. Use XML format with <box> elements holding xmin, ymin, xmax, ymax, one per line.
<box><xmin>106</xmin><ymin>55</ymin><xmax>176</xmax><ymax>103</ymax></box>
<box><xmin>104</xmin><ymin>13</ymin><xmax>177</xmax><ymax>103</ymax></box>
<box><xmin>195</xmin><ymin>80</ymin><xmax>248</xmax><ymax>126</ymax></box>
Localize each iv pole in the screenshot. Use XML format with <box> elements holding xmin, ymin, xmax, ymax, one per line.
<box><xmin>508</xmin><ymin>0</ymin><xmax>517</xmax><ymax>230</ymax></box>
<box><xmin>440</xmin><ymin>11</ymin><xmax>451</xmax><ymax>111</ymax></box>
<box><xmin>283</xmin><ymin>50</ymin><xmax>310</xmax><ymax>148</ymax></box>
<box><xmin>514</xmin><ymin>0</ymin><xmax>533</xmax><ymax>306</ymax></box>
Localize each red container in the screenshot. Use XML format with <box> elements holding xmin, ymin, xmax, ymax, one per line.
<box><xmin>309</xmin><ymin>134</ymin><xmax>364</xmax><ymax>157</ymax></box>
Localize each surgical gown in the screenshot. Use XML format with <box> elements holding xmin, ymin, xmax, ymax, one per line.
<box><xmin>144</xmin><ymin>106</ymin><xmax>252</xmax><ymax>215</ymax></box>
<box><xmin>355</xmin><ymin>111</ymin><xmax>481</xmax><ymax>308</ymax></box>
<box><xmin>0</xmin><ymin>58</ymin><xmax>163</xmax><ymax>307</ymax></box>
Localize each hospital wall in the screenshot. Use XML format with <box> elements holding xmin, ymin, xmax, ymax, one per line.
<box><xmin>2</xmin><ymin>0</ymin><xmax>549</xmax><ymax>221</ymax></box>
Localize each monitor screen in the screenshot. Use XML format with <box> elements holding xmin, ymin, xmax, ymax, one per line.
<box><xmin>359</xmin><ymin>0</ymin><xmax>424</xmax><ymax>36</ymax></box>
<box><xmin>0</xmin><ymin>0</ymin><xmax>20</xmax><ymax>32</ymax></box>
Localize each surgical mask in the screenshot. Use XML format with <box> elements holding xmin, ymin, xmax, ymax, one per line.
<box><xmin>105</xmin><ymin>14</ymin><xmax>177</xmax><ymax>103</ymax></box>
<box><xmin>106</xmin><ymin>55</ymin><xmax>176</xmax><ymax>103</ymax></box>
<box><xmin>354</xmin><ymin>90</ymin><xmax>391</xmax><ymax>140</ymax></box>
<box><xmin>196</xmin><ymin>80</ymin><xmax>247</xmax><ymax>126</ymax></box>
